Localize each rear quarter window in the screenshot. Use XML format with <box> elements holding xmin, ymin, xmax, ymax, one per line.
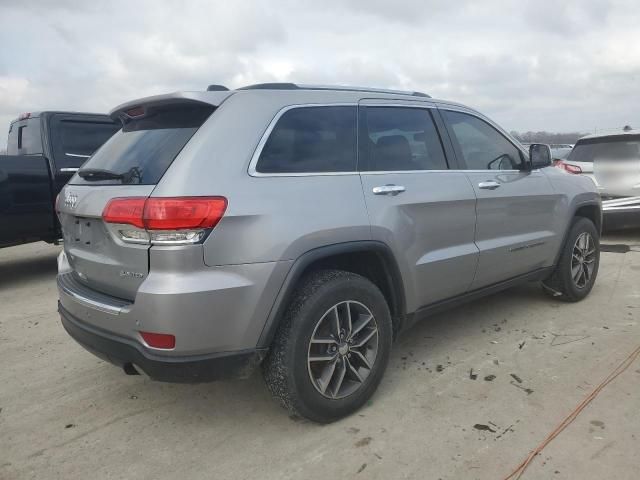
<box><xmin>255</xmin><ymin>106</ymin><xmax>357</xmax><ymax>174</ymax></box>
<box><xmin>7</xmin><ymin>119</ymin><xmax>43</xmax><ymax>155</ymax></box>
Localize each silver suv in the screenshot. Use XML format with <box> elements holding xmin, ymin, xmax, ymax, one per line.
<box><xmin>57</xmin><ymin>83</ymin><xmax>601</xmax><ymax>422</ymax></box>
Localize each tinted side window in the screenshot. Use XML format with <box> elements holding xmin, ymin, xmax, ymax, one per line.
<box><xmin>8</xmin><ymin>120</ymin><xmax>43</xmax><ymax>155</ymax></box>
<box><xmin>443</xmin><ymin>110</ymin><xmax>524</xmax><ymax>170</ymax></box>
<box><xmin>54</xmin><ymin>121</ymin><xmax>120</xmax><ymax>169</ymax></box>
<box><xmin>256</xmin><ymin>106</ymin><xmax>357</xmax><ymax>173</ymax></box>
<box><xmin>363</xmin><ymin>107</ymin><xmax>448</xmax><ymax>171</ymax></box>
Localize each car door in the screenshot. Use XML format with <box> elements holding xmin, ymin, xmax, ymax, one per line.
<box><xmin>358</xmin><ymin>100</ymin><xmax>479</xmax><ymax>312</ymax></box>
<box><xmin>47</xmin><ymin>113</ymin><xmax>120</xmax><ymax>198</ymax></box>
<box><xmin>0</xmin><ymin>154</ymin><xmax>53</xmax><ymax>245</ymax></box>
<box><xmin>439</xmin><ymin>108</ymin><xmax>560</xmax><ymax>289</ymax></box>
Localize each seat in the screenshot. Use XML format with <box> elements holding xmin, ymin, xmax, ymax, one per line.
<box><xmin>374</xmin><ymin>135</ymin><xmax>417</xmax><ymax>171</ymax></box>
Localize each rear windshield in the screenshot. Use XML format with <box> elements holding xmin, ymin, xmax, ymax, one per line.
<box><xmin>567</xmin><ymin>135</ymin><xmax>640</xmax><ymax>163</ymax></box>
<box><xmin>52</xmin><ymin>119</ymin><xmax>119</xmax><ymax>169</ymax></box>
<box><xmin>71</xmin><ymin>103</ymin><xmax>214</xmax><ymax>185</ymax></box>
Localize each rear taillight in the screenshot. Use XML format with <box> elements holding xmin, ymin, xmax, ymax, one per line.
<box><xmin>555</xmin><ymin>160</ymin><xmax>582</xmax><ymax>174</ymax></box>
<box><xmin>102</xmin><ymin>197</ymin><xmax>146</xmax><ymax>228</ymax></box>
<box><xmin>102</xmin><ymin>196</ymin><xmax>227</xmax><ymax>245</ymax></box>
<box><xmin>143</xmin><ymin>197</ymin><xmax>227</xmax><ymax>230</ymax></box>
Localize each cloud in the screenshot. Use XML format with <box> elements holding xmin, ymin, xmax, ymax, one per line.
<box><xmin>1</xmin><ymin>0</ymin><xmax>639</xmax><ymax>141</ymax></box>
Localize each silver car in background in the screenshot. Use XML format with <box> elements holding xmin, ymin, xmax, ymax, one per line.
<box><xmin>558</xmin><ymin>129</ymin><xmax>640</xmax><ymax>229</ymax></box>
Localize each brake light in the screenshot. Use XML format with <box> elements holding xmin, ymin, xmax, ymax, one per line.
<box><xmin>143</xmin><ymin>197</ymin><xmax>227</xmax><ymax>230</ymax></box>
<box><xmin>125</xmin><ymin>106</ymin><xmax>145</xmax><ymax>118</ymax></box>
<box><xmin>139</xmin><ymin>331</ymin><xmax>176</xmax><ymax>349</ymax></box>
<box><xmin>102</xmin><ymin>198</ymin><xmax>146</xmax><ymax>228</ymax></box>
<box><xmin>555</xmin><ymin>160</ymin><xmax>582</xmax><ymax>174</ymax></box>
<box><xmin>102</xmin><ymin>196</ymin><xmax>227</xmax><ymax>245</ymax></box>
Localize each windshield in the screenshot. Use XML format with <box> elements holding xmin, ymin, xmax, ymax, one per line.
<box><xmin>567</xmin><ymin>135</ymin><xmax>640</xmax><ymax>163</ymax></box>
<box><xmin>72</xmin><ymin>104</ymin><xmax>214</xmax><ymax>185</ymax></box>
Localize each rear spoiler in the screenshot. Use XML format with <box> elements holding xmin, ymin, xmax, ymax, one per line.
<box><xmin>109</xmin><ymin>91</ymin><xmax>234</xmax><ymax>123</ymax></box>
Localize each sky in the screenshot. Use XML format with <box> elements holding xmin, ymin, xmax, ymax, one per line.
<box><xmin>1</xmin><ymin>0</ymin><xmax>639</xmax><ymax>136</ymax></box>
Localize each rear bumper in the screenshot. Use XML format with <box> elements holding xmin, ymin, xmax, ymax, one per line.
<box><xmin>59</xmin><ymin>303</ymin><xmax>267</xmax><ymax>383</ymax></box>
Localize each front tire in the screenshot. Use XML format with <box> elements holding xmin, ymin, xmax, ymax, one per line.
<box><xmin>543</xmin><ymin>217</ymin><xmax>600</xmax><ymax>302</ymax></box>
<box><xmin>263</xmin><ymin>270</ymin><xmax>392</xmax><ymax>423</ymax></box>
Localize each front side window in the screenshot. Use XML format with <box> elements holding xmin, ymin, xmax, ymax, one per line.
<box><xmin>256</xmin><ymin>106</ymin><xmax>357</xmax><ymax>174</ymax></box>
<box><xmin>443</xmin><ymin>110</ymin><xmax>524</xmax><ymax>170</ymax></box>
<box><xmin>362</xmin><ymin>107</ymin><xmax>448</xmax><ymax>171</ymax></box>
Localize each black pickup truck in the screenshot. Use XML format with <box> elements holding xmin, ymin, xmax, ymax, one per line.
<box><xmin>0</xmin><ymin>111</ymin><xmax>119</xmax><ymax>248</ymax></box>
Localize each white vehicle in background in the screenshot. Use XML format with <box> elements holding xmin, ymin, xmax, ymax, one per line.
<box><xmin>550</xmin><ymin>144</ymin><xmax>573</xmax><ymax>160</ymax></box>
<box><xmin>556</xmin><ymin>127</ymin><xmax>640</xmax><ymax>229</ymax></box>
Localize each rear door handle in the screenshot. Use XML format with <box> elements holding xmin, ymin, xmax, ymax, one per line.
<box><xmin>60</xmin><ymin>168</ymin><xmax>79</xmax><ymax>173</ymax></box>
<box><xmin>372</xmin><ymin>184</ymin><xmax>406</xmax><ymax>195</ymax></box>
<box><xmin>478</xmin><ymin>180</ymin><xmax>500</xmax><ymax>190</ymax></box>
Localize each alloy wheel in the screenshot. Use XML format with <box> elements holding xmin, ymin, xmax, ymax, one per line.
<box><xmin>307</xmin><ymin>301</ymin><xmax>379</xmax><ymax>399</ymax></box>
<box><xmin>571</xmin><ymin>232</ymin><xmax>596</xmax><ymax>289</ymax></box>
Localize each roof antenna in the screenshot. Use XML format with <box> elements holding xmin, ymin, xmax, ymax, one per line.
<box><xmin>206</xmin><ymin>85</ymin><xmax>229</xmax><ymax>91</ymax></box>
<box><xmin>623</xmin><ymin>125</ymin><xmax>632</xmax><ymax>132</ymax></box>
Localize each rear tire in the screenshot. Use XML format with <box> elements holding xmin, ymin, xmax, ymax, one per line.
<box><xmin>263</xmin><ymin>269</ymin><xmax>392</xmax><ymax>423</ymax></box>
<box><xmin>542</xmin><ymin>217</ymin><xmax>600</xmax><ymax>302</ymax></box>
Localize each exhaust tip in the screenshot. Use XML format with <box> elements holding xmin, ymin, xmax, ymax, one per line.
<box><xmin>123</xmin><ymin>363</ymin><xmax>140</xmax><ymax>375</ymax></box>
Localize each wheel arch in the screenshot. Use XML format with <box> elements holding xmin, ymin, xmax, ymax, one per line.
<box><xmin>553</xmin><ymin>200</ymin><xmax>602</xmax><ymax>266</ymax></box>
<box><xmin>257</xmin><ymin>241</ymin><xmax>407</xmax><ymax>348</ymax></box>
<box><xmin>574</xmin><ymin>202</ymin><xmax>602</xmax><ymax>234</ymax></box>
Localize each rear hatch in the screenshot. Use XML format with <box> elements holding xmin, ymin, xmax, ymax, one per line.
<box><xmin>566</xmin><ymin>134</ymin><xmax>640</xmax><ymax>196</ymax></box>
<box><xmin>58</xmin><ymin>98</ymin><xmax>218</xmax><ymax>300</ymax></box>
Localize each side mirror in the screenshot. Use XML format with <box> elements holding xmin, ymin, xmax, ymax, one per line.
<box><xmin>529</xmin><ymin>143</ymin><xmax>552</xmax><ymax>169</ymax></box>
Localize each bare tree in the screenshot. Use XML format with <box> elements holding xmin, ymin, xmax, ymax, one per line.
<box><xmin>510</xmin><ymin>131</ymin><xmax>588</xmax><ymax>144</ymax></box>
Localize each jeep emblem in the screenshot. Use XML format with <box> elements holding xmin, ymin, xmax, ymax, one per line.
<box><xmin>64</xmin><ymin>192</ymin><xmax>78</xmax><ymax>209</ymax></box>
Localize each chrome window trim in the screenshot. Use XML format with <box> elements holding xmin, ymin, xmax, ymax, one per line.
<box><xmin>248</xmin><ymin>103</ymin><xmax>359</xmax><ymax>178</ymax></box>
<box><xmin>360</xmin><ymin>169</ymin><xmax>523</xmax><ymax>175</ymax></box>
<box><xmin>247</xmin><ymin>103</ymin><xmax>531</xmax><ymax>177</ymax></box>
<box><xmin>358</xmin><ymin>102</ymin><xmax>436</xmax><ymax>108</ymax></box>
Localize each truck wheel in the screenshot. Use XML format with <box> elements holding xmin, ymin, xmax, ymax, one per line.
<box><xmin>263</xmin><ymin>269</ymin><xmax>392</xmax><ymax>423</ymax></box>
<box><xmin>542</xmin><ymin>217</ymin><xmax>600</xmax><ymax>302</ymax></box>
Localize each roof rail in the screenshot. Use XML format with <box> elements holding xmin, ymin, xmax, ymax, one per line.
<box><xmin>237</xmin><ymin>82</ymin><xmax>430</xmax><ymax>98</ymax></box>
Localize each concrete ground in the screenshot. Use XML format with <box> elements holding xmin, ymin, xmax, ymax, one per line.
<box><xmin>1</xmin><ymin>232</ymin><xmax>639</xmax><ymax>480</ymax></box>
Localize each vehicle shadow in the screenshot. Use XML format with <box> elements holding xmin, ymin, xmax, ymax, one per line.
<box><xmin>0</xmin><ymin>245</ymin><xmax>60</xmax><ymax>289</ymax></box>
<box><xmin>89</xmin><ymin>281</ymin><xmax>550</xmax><ymax>431</ymax></box>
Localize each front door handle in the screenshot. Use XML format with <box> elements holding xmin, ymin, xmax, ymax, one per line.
<box><xmin>478</xmin><ymin>180</ymin><xmax>500</xmax><ymax>190</ymax></box>
<box><xmin>372</xmin><ymin>184</ymin><xmax>406</xmax><ymax>195</ymax></box>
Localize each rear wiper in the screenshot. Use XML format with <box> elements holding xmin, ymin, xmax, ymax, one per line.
<box><xmin>77</xmin><ymin>169</ymin><xmax>124</xmax><ymax>181</ymax></box>
<box><xmin>77</xmin><ymin>167</ymin><xmax>142</xmax><ymax>184</ymax></box>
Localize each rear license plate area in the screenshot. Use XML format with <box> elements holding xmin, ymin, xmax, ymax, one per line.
<box><xmin>72</xmin><ymin>217</ymin><xmax>95</xmax><ymax>246</ymax></box>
